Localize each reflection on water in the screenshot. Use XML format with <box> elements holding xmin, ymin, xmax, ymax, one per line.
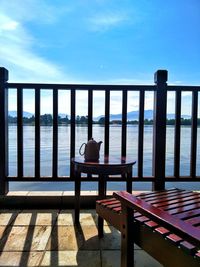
<box><xmin>8</xmin><ymin>125</ymin><xmax>200</xmax><ymax>191</ymax></box>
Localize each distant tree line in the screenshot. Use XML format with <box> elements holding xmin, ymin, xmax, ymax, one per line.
<box><xmin>8</xmin><ymin>115</ymin><xmax>200</xmax><ymax>126</ymax></box>
<box><xmin>8</xmin><ymin>114</ymin><xmax>70</xmax><ymax>125</ymax></box>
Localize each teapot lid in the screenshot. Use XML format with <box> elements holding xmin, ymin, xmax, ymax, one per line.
<box><xmin>88</xmin><ymin>138</ymin><xmax>96</xmax><ymax>143</ymax></box>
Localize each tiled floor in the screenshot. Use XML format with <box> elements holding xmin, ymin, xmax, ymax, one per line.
<box><xmin>0</xmin><ymin>209</ymin><xmax>162</xmax><ymax>267</ymax></box>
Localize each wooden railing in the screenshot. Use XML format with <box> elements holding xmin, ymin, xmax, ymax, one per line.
<box><xmin>0</xmin><ymin>67</ymin><xmax>199</xmax><ymax>195</ymax></box>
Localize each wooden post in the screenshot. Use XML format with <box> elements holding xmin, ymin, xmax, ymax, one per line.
<box><xmin>121</xmin><ymin>204</ymin><xmax>134</xmax><ymax>267</ymax></box>
<box><xmin>152</xmin><ymin>70</ymin><xmax>168</xmax><ymax>191</ymax></box>
<box><xmin>0</xmin><ymin>67</ymin><xmax>9</xmax><ymax>195</ymax></box>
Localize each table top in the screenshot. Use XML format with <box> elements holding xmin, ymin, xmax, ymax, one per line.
<box><xmin>72</xmin><ymin>156</ymin><xmax>136</xmax><ymax>167</ymax></box>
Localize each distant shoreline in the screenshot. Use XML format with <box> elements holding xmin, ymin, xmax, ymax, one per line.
<box><xmin>8</xmin><ymin>115</ymin><xmax>198</xmax><ymax>126</ymax></box>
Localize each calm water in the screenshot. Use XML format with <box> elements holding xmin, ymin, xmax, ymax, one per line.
<box><xmin>8</xmin><ymin>125</ymin><xmax>200</xmax><ymax>191</ymax></box>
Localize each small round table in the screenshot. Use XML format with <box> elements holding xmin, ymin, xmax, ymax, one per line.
<box><xmin>72</xmin><ymin>156</ymin><xmax>136</xmax><ymax>224</ymax></box>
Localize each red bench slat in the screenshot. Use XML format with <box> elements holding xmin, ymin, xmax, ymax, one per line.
<box><xmin>154</xmin><ymin>226</ymin><xmax>170</xmax><ymax>236</ymax></box>
<box><xmin>166</xmin><ymin>233</ymin><xmax>182</xmax><ymax>243</ymax></box>
<box><xmin>166</xmin><ymin>202</ymin><xmax>200</xmax><ymax>215</ymax></box>
<box><xmin>139</xmin><ymin>188</ymin><xmax>183</xmax><ymax>198</ymax></box>
<box><xmin>180</xmin><ymin>241</ymin><xmax>196</xmax><ymax>255</ymax></box>
<box><xmin>142</xmin><ymin>190</ymin><xmax>193</xmax><ymax>202</ymax></box>
<box><xmin>185</xmin><ymin>215</ymin><xmax>200</xmax><ymax>225</ymax></box>
<box><xmin>144</xmin><ymin>220</ymin><xmax>158</xmax><ymax>228</ymax></box>
<box><xmin>157</xmin><ymin>198</ymin><xmax>200</xmax><ymax>211</ymax></box>
<box><xmin>174</xmin><ymin>208</ymin><xmax>200</xmax><ymax>219</ymax></box>
<box><xmin>150</xmin><ymin>193</ymin><xmax>200</xmax><ymax>206</ymax></box>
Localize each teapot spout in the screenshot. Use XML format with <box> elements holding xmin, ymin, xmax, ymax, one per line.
<box><xmin>98</xmin><ymin>141</ymin><xmax>103</xmax><ymax>151</ymax></box>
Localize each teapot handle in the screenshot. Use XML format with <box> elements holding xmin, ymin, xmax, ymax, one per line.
<box><xmin>79</xmin><ymin>143</ymin><xmax>86</xmax><ymax>156</ymax></box>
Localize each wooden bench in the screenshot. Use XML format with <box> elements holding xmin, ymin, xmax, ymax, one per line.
<box><xmin>96</xmin><ymin>188</ymin><xmax>200</xmax><ymax>267</ymax></box>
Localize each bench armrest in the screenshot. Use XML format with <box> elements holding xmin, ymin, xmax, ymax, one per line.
<box><xmin>114</xmin><ymin>191</ymin><xmax>200</xmax><ymax>248</ymax></box>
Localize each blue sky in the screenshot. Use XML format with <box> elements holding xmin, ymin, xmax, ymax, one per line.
<box><xmin>1</xmin><ymin>0</ymin><xmax>200</xmax><ymax>115</ymax></box>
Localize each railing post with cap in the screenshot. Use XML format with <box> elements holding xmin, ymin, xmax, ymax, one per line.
<box><xmin>152</xmin><ymin>70</ymin><xmax>168</xmax><ymax>191</ymax></box>
<box><xmin>0</xmin><ymin>67</ymin><xmax>9</xmax><ymax>195</ymax></box>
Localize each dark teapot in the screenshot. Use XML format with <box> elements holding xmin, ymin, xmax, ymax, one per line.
<box><xmin>79</xmin><ymin>138</ymin><xmax>102</xmax><ymax>162</ymax></box>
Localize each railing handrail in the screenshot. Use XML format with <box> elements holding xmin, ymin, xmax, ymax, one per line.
<box><xmin>7</xmin><ymin>82</ymin><xmax>200</xmax><ymax>91</ymax></box>
<box><xmin>7</xmin><ymin>82</ymin><xmax>156</xmax><ymax>91</ymax></box>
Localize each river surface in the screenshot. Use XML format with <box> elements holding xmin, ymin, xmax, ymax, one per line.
<box><xmin>8</xmin><ymin>125</ymin><xmax>200</xmax><ymax>191</ymax></box>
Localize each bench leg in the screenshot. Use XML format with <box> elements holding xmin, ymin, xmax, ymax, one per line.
<box><xmin>121</xmin><ymin>205</ymin><xmax>134</xmax><ymax>267</ymax></box>
<box><xmin>98</xmin><ymin>174</ymin><xmax>107</xmax><ymax>237</ymax></box>
<box><xmin>75</xmin><ymin>170</ymin><xmax>81</xmax><ymax>224</ymax></box>
<box><xmin>98</xmin><ymin>216</ymin><xmax>104</xmax><ymax>238</ymax></box>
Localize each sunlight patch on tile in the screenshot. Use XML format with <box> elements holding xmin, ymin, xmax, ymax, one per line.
<box><xmin>1</xmin><ymin>226</ymin><xmax>28</xmax><ymax>251</ymax></box>
<box><xmin>0</xmin><ymin>211</ymin><xmax>19</xmax><ymax>226</ymax></box>
<box><xmin>30</xmin><ymin>226</ymin><xmax>52</xmax><ymax>251</ymax></box>
<box><xmin>0</xmin><ymin>251</ymin><xmax>43</xmax><ymax>266</ymax></box>
<box><xmin>46</xmin><ymin>226</ymin><xmax>79</xmax><ymax>251</ymax></box>
<box><xmin>13</xmin><ymin>213</ymin><xmax>32</xmax><ymax>225</ymax></box>
<box><xmin>79</xmin><ymin>210</ymin><xmax>98</xmax><ymax>225</ymax></box>
<box><xmin>40</xmin><ymin>250</ymin><xmax>101</xmax><ymax>267</ymax></box>
<box><xmin>57</xmin><ymin>210</ymin><xmax>74</xmax><ymax>225</ymax></box>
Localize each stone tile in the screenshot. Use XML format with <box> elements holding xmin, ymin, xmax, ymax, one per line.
<box><xmin>100</xmin><ymin>226</ymin><xmax>140</xmax><ymax>250</ymax></box>
<box><xmin>29</xmin><ymin>226</ymin><xmax>52</xmax><ymax>251</ymax></box>
<box><xmin>79</xmin><ymin>210</ymin><xmax>98</xmax><ymax>225</ymax></box>
<box><xmin>57</xmin><ymin>209</ymin><xmax>103</xmax><ymax>226</ymax></box>
<box><xmin>81</xmin><ymin>191</ymin><xmax>98</xmax><ymax>196</ymax></box>
<box><xmin>57</xmin><ymin>210</ymin><xmax>98</xmax><ymax>226</ymax></box>
<box><xmin>134</xmin><ymin>250</ymin><xmax>163</xmax><ymax>267</ymax></box>
<box><xmin>27</xmin><ymin>191</ymin><xmax>63</xmax><ymax>196</ymax></box>
<box><xmin>0</xmin><ymin>251</ymin><xmax>43</xmax><ymax>266</ymax></box>
<box><xmin>0</xmin><ymin>226</ymin><xmax>52</xmax><ymax>251</ymax></box>
<box><xmin>0</xmin><ymin>210</ymin><xmax>20</xmax><ymax>226</ymax></box>
<box><xmin>40</xmin><ymin>250</ymin><xmax>101</xmax><ymax>267</ymax></box>
<box><xmin>47</xmin><ymin>225</ymin><xmax>100</xmax><ymax>251</ymax></box>
<box><xmin>0</xmin><ymin>226</ymin><xmax>7</xmax><ymax>241</ymax></box>
<box><xmin>14</xmin><ymin>210</ymin><xmax>58</xmax><ymax>226</ymax></box>
<box><xmin>106</xmin><ymin>190</ymin><xmax>149</xmax><ymax>197</ymax></box>
<box><xmin>46</xmin><ymin>226</ymin><xmax>80</xmax><ymax>251</ymax></box>
<box><xmin>34</xmin><ymin>210</ymin><xmax>58</xmax><ymax>226</ymax></box>
<box><xmin>102</xmin><ymin>249</ymin><xmax>163</xmax><ymax>267</ymax></box>
<box><xmin>0</xmin><ymin>226</ymin><xmax>28</xmax><ymax>251</ymax></box>
<box><xmin>62</xmin><ymin>191</ymin><xmax>75</xmax><ymax>196</ymax></box>
<box><xmin>79</xmin><ymin>225</ymin><xmax>100</xmax><ymax>250</ymax></box>
<box><xmin>102</xmin><ymin>250</ymin><xmax>120</xmax><ymax>267</ymax></box>
<box><xmin>13</xmin><ymin>212</ymin><xmax>33</xmax><ymax>226</ymax></box>
<box><xmin>8</xmin><ymin>192</ymin><xmax>28</xmax><ymax>197</ymax></box>
<box><xmin>56</xmin><ymin>210</ymin><xmax>74</xmax><ymax>225</ymax></box>
<box><xmin>100</xmin><ymin>226</ymin><xmax>121</xmax><ymax>250</ymax></box>
<box><xmin>62</xmin><ymin>191</ymin><xmax>98</xmax><ymax>196</ymax></box>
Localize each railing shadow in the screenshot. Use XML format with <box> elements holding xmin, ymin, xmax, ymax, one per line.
<box><xmin>0</xmin><ymin>208</ymin><xmax>121</xmax><ymax>266</ymax></box>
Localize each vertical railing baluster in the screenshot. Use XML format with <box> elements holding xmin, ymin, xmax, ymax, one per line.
<box><xmin>174</xmin><ymin>90</ymin><xmax>181</xmax><ymax>178</ymax></box>
<box><xmin>190</xmin><ymin>90</ymin><xmax>198</xmax><ymax>178</ymax></box>
<box><xmin>138</xmin><ymin>90</ymin><xmax>145</xmax><ymax>178</ymax></box>
<box><xmin>121</xmin><ymin>89</ymin><xmax>127</xmax><ymax>157</ymax></box>
<box><xmin>88</xmin><ymin>90</ymin><xmax>93</xmax><ymax>140</ymax></box>
<box><xmin>0</xmin><ymin>67</ymin><xmax>9</xmax><ymax>195</ymax></box>
<box><xmin>35</xmin><ymin>88</ymin><xmax>40</xmax><ymax>178</ymax></box>
<box><xmin>104</xmin><ymin>90</ymin><xmax>110</xmax><ymax>156</ymax></box>
<box><xmin>152</xmin><ymin>70</ymin><xmax>168</xmax><ymax>190</ymax></box>
<box><xmin>53</xmin><ymin>88</ymin><xmax>58</xmax><ymax>178</ymax></box>
<box><xmin>70</xmin><ymin>89</ymin><xmax>76</xmax><ymax>177</ymax></box>
<box><xmin>17</xmin><ymin>86</ymin><xmax>23</xmax><ymax>178</ymax></box>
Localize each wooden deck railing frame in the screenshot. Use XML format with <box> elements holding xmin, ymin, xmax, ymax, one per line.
<box><xmin>0</xmin><ymin>67</ymin><xmax>200</xmax><ymax>195</ymax></box>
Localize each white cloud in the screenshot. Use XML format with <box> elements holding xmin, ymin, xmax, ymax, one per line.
<box><xmin>0</xmin><ymin>0</ymin><xmax>68</xmax><ymax>24</ymax></box>
<box><xmin>0</xmin><ymin>12</ymin><xmax>74</xmax><ymax>83</ymax></box>
<box><xmin>88</xmin><ymin>12</ymin><xmax>129</xmax><ymax>32</ymax></box>
<box><xmin>0</xmin><ymin>1</ymin><xmax>78</xmax><ymax>83</ymax></box>
<box><xmin>0</xmin><ymin>15</ymin><xmax>18</xmax><ymax>31</ymax></box>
